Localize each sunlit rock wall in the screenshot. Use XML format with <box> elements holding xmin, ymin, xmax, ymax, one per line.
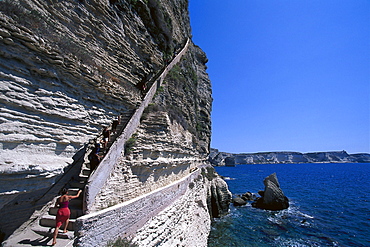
<box><xmin>93</xmin><ymin>43</ymin><xmax>213</xmax><ymax>211</ymax></box>
<box><xmin>0</xmin><ymin>0</ymin><xmax>228</xmax><ymax>244</ymax></box>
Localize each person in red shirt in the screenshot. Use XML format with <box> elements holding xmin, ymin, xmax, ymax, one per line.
<box><xmin>52</xmin><ymin>188</ymin><xmax>82</xmax><ymax>245</ymax></box>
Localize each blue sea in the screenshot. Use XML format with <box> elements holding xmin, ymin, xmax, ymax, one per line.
<box><xmin>208</xmin><ymin>163</ymin><xmax>370</xmax><ymax>247</ymax></box>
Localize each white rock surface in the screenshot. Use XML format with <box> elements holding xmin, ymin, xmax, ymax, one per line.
<box><xmin>132</xmin><ymin>172</ymin><xmax>211</xmax><ymax>247</ymax></box>
<box><xmin>0</xmin><ymin>1</ymin><xmax>227</xmax><ymax>245</ymax></box>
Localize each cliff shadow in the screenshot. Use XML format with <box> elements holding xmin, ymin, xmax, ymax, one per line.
<box><xmin>130</xmin><ymin>163</ymin><xmax>189</xmax><ymax>183</ymax></box>
<box><xmin>0</xmin><ymin>187</ymin><xmax>50</xmax><ymax>242</ymax></box>
<box><xmin>1</xmin><ymin>142</ymin><xmax>19</xmax><ymax>150</ymax></box>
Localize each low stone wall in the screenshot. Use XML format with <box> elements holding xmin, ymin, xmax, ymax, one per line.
<box><xmin>83</xmin><ymin>78</ymin><xmax>159</xmax><ymax>213</ymax></box>
<box><xmin>83</xmin><ymin>38</ymin><xmax>190</xmax><ymax>213</ymax></box>
<box><xmin>75</xmin><ymin>167</ymin><xmax>201</xmax><ymax>247</ymax></box>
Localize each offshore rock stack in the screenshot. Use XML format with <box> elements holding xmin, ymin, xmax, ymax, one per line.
<box><xmin>232</xmin><ymin>173</ymin><xmax>289</xmax><ymax>211</ymax></box>
<box><xmin>252</xmin><ymin>173</ymin><xmax>289</xmax><ymax>211</ymax></box>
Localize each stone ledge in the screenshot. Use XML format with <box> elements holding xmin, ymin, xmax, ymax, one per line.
<box><xmin>75</xmin><ymin>166</ymin><xmax>201</xmax><ymax>247</ymax></box>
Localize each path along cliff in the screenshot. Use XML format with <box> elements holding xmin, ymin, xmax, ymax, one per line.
<box><xmin>0</xmin><ymin>0</ymin><xmax>231</xmax><ymax>246</ymax></box>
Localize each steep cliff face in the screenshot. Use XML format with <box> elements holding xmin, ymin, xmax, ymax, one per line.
<box><xmin>0</xmin><ymin>0</ymin><xmax>230</xmax><ymax>244</ymax></box>
<box><xmin>132</xmin><ymin>168</ymin><xmax>231</xmax><ymax>247</ymax></box>
<box><xmin>92</xmin><ymin>43</ymin><xmax>213</xmax><ymax>211</ymax></box>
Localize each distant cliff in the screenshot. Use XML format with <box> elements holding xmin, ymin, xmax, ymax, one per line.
<box><xmin>210</xmin><ymin>148</ymin><xmax>370</xmax><ymax>166</ymax></box>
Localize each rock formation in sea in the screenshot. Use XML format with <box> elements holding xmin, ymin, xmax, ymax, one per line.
<box><xmin>0</xmin><ymin>0</ymin><xmax>231</xmax><ymax>245</ymax></box>
<box><xmin>232</xmin><ymin>197</ymin><xmax>247</xmax><ymax>206</ymax></box>
<box><xmin>232</xmin><ymin>191</ymin><xmax>255</xmax><ymax>206</ymax></box>
<box><xmin>252</xmin><ymin>173</ymin><xmax>289</xmax><ymax>211</ymax></box>
<box><xmin>210</xmin><ymin>148</ymin><xmax>370</xmax><ymax>166</ymax></box>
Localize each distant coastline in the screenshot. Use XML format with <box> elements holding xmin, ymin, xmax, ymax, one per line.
<box><xmin>209</xmin><ymin>148</ymin><xmax>370</xmax><ymax>166</ymax></box>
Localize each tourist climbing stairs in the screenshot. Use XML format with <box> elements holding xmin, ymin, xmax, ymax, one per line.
<box><xmin>3</xmin><ymin>38</ymin><xmax>190</xmax><ymax>247</ymax></box>
<box><xmin>2</xmin><ymin>109</ymin><xmax>135</xmax><ymax>247</ymax></box>
<box><xmin>98</xmin><ymin>109</ymin><xmax>135</xmax><ymax>156</ymax></box>
<box><xmin>34</xmin><ymin>188</ymin><xmax>83</xmax><ymax>239</ymax></box>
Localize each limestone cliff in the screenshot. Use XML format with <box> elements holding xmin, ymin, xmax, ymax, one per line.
<box><xmin>0</xmin><ymin>0</ymin><xmax>231</xmax><ymax>245</ymax></box>
<box><xmin>210</xmin><ymin>149</ymin><xmax>370</xmax><ymax>165</ymax></box>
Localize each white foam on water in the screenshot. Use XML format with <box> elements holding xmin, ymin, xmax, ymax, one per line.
<box><xmin>274</xmin><ymin>237</ymin><xmax>321</xmax><ymax>247</ymax></box>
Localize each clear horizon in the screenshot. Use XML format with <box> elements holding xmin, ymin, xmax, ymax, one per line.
<box><xmin>189</xmin><ymin>0</ymin><xmax>370</xmax><ymax>154</ymax></box>
<box><xmin>211</xmin><ymin>148</ymin><xmax>369</xmax><ymax>155</ymax></box>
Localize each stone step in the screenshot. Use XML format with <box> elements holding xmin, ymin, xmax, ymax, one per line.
<box><xmin>69</xmin><ymin>181</ymin><xmax>85</xmax><ymax>189</ymax></box>
<box><xmin>3</xmin><ymin>225</ymin><xmax>75</xmax><ymax>247</ymax></box>
<box><xmin>81</xmin><ymin>168</ymin><xmax>90</xmax><ymax>176</ymax></box>
<box><xmin>39</xmin><ymin>215</ymin><xmax>75</xmax><ymax>231</ymax></box>
<box><xmin>32</xmin><ymin>225</ymin><xmax>74</xmax><ymax>240</ymax></box>
<box><xmin>79</xmin><ymin>174</ymin><xmax>88</xmax><ymax>182</ymax></box>
<box><xmin>67</xmin><ymin>188</ymin><xmax>82</xmax><ymax>196</ymax></box>
<box><xmin>49</xmin><ymin>207</ymin><xmax>83</xmax><ymax>219</ymax></box>
<box><xmin>121</xmin><ymin>111</ymin><xmax>134</xmax><ymax>117</ymax></box>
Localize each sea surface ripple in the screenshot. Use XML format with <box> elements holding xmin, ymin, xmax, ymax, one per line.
<box><xmin>208</xmin><ymin>163</ymin><xmax>370</xmax><ymax>247</ymax></box>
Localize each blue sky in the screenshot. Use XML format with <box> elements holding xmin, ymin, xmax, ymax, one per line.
<box><xmin>189</xmin><ymin>0</ymin><xmax>369</xmax><ymax>154</ymax></box>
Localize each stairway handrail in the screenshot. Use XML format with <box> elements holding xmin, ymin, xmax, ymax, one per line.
<box><xmin>84</xmin><ymin>38</ymin><xmax>191</xmax><ymax>213</ymax></box>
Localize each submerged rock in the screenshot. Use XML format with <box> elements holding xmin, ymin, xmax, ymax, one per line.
<box><xmin>241</xmin><ymin>191</ymin><xmax>254</xmax><ymax>201</ymax></box>
<box><xmin>232</xmin><ymin>197</ymin><xmax>247</xmax><ymax>206</ymax></box>
<box><xmin>252</xmin><ymin>173</ymin><xmax>289</xmax><ymax>211</ymax></box>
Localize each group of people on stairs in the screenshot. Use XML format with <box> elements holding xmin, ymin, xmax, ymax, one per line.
<box><xmin>88</xmin><ymin>115</ymin><xmax>121</xmax><ymax>172</ymax></box>
<box><xmin>52</xmin><ymin>115</ymin><xmax>122</xmax><ymax>245</ymax></box>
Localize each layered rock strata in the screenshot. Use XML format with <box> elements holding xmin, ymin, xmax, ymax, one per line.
<box><xmin>0</xmin><ymin>0</ymin><xmax>231</xmax><ymax>245</ymax></box>
<box><xmin>92</xmin><ymin>43</ymin><xmax>213</xmax><ymax>212</ymax></box>
<box><xmin>133</xmin><ymin>168</ymin><xmax>231</xmax><ymax>247</ymax></box>
<box><xmin>74</xmin><ymin>166</ymin><xmax>231</xmax><ymax>247</ymax></box>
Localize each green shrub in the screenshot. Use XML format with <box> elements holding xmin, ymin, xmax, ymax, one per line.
<box><xmin>124</xmin><ymin>134</ymin><xmax>137</xmax><ymax>155</ymax></box>
<box><xmin>106</xmin><ymin>237</ymin><xmax>138</xmax><ymax>247</ymax></box>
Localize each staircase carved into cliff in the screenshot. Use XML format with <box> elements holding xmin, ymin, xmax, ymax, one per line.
<box><xmin>38</xmin><ymin>109</ymin><xmax>135</xmax><ymax>239</ymax></box>
<box><xmin>1</xmin><ymin>108</ymin><xmax>135</xmax><ymax>247</ymax></box>
<box><xmin>3</xmin><ymin>38</ymin><xmax>191</xmax><ymax>247</ymax></box>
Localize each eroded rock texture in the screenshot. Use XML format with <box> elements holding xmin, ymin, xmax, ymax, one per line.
<box><xmin>92</xmin><ymin>43</ymin><xmax>213</xmax><ymax>212</ymax></box>
<box><xmin>0</xmin><ymin>0</ymin><xmax>230</xmax><ymax>244</ymax></box>
<box><xmin>132</xmin><ymin>167</ymin><xmax>231</xmax><ymax>247</ymax></box>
